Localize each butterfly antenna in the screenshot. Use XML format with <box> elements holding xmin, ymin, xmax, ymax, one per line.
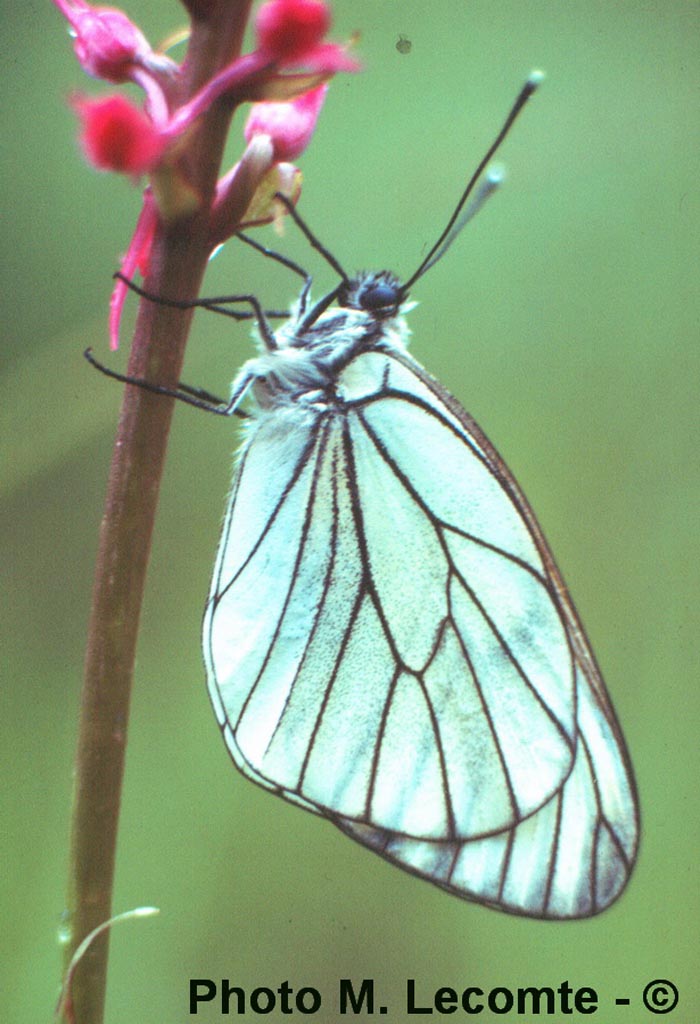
<box><xmin>274</xmin><ymin>192</ymin><xmax>349</xmax><ymax>283</ymax></box>
<box><xmin>402</xmin><ymin>70</ymin><xmax>544</xmax><ymax>291</ymax></box>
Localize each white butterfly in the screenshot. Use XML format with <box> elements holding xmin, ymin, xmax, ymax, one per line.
<box><xmin>199</xmin><ymin>73</ymin><xmax>639</xmax><ymax>919</ymax></box>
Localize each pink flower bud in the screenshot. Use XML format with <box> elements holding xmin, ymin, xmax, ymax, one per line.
<box><xmin>53</xmin><ymin>2</ymin><xmax>152</xmax><ymax>82</ymax></box>
<box><xmin>74</xmin><ymin>94</ymin><xmax>166</xmax><ymax>174</ymax></box>
<box><xmin>255</xmin><ymin>0</ymin><xmax>331</xmax><ymax>64</ymax></box>
<box><xmin>73</xmin><ymin>7</ymin><xmax>150</xmax><ymax>81</ymax></box>
<box><xmin>244</xmin><ymin>84</ymin><xmax>327</xmax><ymax>161</ymax></box>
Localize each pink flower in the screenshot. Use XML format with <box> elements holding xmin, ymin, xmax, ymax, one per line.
<box><xmin>52</xmin><ymin>0</ymin><xmax>361</xmax><ymax>348</ymax></box>
<box><xmin>244</xmin><ymin>85</ymin><xmax>328</xmax><ymax>161</ymax></box>
<box><xmin>256</xmin><ymin>0</ymin><xmax>331</xmax><ymax>64</ymax></box>
<box><xmin>52</xmin><ymin>1</ymin><xmax>153</xmax><ymax>83</ymax></box>
<box><xmin>74</xmin><ymin>94</ymin><xmax>166</xmax><ymax>174</ymax></box>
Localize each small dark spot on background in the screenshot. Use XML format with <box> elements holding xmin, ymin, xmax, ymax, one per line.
<box><xmin>396</xmin><ymin>34</ymin><xmax>412</xmax><ymax>55</ymax></box>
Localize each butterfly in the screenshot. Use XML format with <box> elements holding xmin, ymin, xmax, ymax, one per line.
<box><xmin>198</xmin><ymin>72</ymin><xmax>639</xmax><ymax>919</ymax></box>
<box><xmin>96</xmin><ymin>72</ymin><xmax>639</xmax><ymax>918</ymax></box>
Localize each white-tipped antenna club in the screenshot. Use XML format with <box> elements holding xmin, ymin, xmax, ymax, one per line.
<box><xmin>417</xmin><ymin>164</ymin><xmax>506</xmax><ymax>276</ymax></box>
<box><xmin>402</xmin><ymin>70</ymin><xmax>544</xmax><ymax>291</ymax></box>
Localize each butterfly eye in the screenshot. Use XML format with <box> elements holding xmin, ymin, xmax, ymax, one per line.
<box><xmin>359</xmin><ymin>280</ymin><xmax>401</xmax><ymax>311</ymax></box>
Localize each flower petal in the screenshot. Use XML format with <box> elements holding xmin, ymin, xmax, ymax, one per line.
<box><xmin>256</xmin><ymin>0</ymin><xmax>331</xmax><ymax>64</ymax></box>
<box><xmin>74</xmin><ymin>94</ymin><xmax>166</xmax><ymax>174</ymax></box>
<box><xmin>244</xmin><ymin>84</ymin><xmax>327</xmax><ymax>161</ymax></box>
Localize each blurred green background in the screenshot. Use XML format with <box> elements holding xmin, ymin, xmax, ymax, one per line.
<box><xmin>2</xmin><ymin>1</ymin><xmax>698</xmax><ymax>1021</ymax></box>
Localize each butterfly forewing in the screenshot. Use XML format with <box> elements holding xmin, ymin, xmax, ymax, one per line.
<box><xmin>204</xmin><ymin>315</ymin><xmax>638</xmax><ymax>919</ymax></box>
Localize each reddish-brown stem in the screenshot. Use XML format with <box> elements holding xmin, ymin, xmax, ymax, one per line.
<box><xmin>62</xmin><ymin>4</ymin><xmax>253</xmax><ymax>1023</ymax></box>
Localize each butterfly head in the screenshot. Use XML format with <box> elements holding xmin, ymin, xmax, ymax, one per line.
<box><xmin>338</xmin><ymin>271</ymin><xmax>405</xmax><ymax>320</ymax></box>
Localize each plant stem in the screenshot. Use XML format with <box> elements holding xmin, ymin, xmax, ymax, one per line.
<box><xmin>62</xmin><ymin>6</ymin><xmax>253</xmax><ymax>1022</ymax></box>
